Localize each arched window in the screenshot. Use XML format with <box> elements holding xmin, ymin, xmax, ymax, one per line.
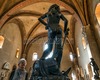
<box><xmin>95</xmin><ymin>3</ymin><xmax>100</xmax><ymax>24</ymax></box>
<box><xmin>82</xmin><ymin>37</ymin><xmax>86</xmax><ymax>49</ymax></box>
<box><xmin>43</xmin><ymin>42</ymin><xmax>48</xmax><ymax>51</ymax></box>
<box><xmin>15</xmin><ymin>49</ymin><xmax>19</xmax><ymax>58</ymax></box>
<box><xmin>70</xmin><ymin>52</ymin><xmax>73</xmax><ymax>61</ymax></box>
<box><xmin>32</xmin><ymin>52</ymin><xmax>38</xmax><ymax>61</ymax></box>
<box><xmin>0</xmin><ymin>36</ymin><xmax>4</xmax><ymax>49</ymax></box>
<box><xmin>76</xmin><ymin>47</ymin><xmax>80</xmax><ymax>57</ymax></box>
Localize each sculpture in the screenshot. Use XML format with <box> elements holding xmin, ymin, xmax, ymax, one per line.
<box><xmin>89</xmin><ymin>58</ymin><xmax>99</xmax><ymax>79</ymax></box>
<box><xmin>38</xmin><ymin>4</ymin><xmax>69</xmax><ymax>68</ymax></box>
<box><xmin>30</xmin><ymin>4</ymin><xmax>70</xmax><ymax>80</ymax></box>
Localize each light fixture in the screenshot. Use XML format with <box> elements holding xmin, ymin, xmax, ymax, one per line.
<box><xmin>0</xmin><ymin>35</ymin><xmax>4</xmax><ymax>49</ymax></box>
<box><xmin>15</xmin><ymin>49</ymin><xmax>19</xmax><ymax>58</ymax></box>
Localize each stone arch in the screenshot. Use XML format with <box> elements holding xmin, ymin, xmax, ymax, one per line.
<box><xmin>7</xmin><ymin>18</ymin><xmax>26</xmax><ymax>54</ymax></box>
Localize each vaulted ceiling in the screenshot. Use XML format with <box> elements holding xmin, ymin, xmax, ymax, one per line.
<box><xmin>0</xmin><ymin>0</ymin><xmax>95</xmax><ymax>27</ymax></box>
<box><xmin>0</xmin><ymin>0</ymin><xmax>100</xmax><ymax>55</ymax></box>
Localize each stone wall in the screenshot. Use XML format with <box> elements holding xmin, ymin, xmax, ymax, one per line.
<box><xmin>0</xmin><ymin>22</ymin><xmax>22</xmax><ymax>80</ymax></box>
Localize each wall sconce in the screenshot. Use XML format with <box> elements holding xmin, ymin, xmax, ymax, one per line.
<box><xmin>77</xmin><ymin>47</ymin><xmax>80</xmax><ymax>57</ymax></box>
<box><xmin>15</xmin><ymin>49</ymin><xmax>19</xmax><ymax>58</ymax></box>
<box><xmin>0</xmin><ymin>36</ymin><xmax>4</xmax><ymax>49</ymax></box>
<box><xmin>82</xmin><ymin>37</ymin><xmax>87</xmax><ymax>49</ymax></box>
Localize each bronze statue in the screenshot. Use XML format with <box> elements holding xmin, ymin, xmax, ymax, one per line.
<box><xmin>30</xmin><ymin>4</ymin><xmax>70</xmax><ymax>80</ymax></box>
<box><xmin>38</xmin><ymin>4</ymin><xmax>68</xmax><ymax>68</ymax></box>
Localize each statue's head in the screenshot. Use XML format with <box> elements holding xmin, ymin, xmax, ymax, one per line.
<box><xmin>48</xmin><ymin>4</ymin><xmax>60</xmax><ymax>14</ymax></box>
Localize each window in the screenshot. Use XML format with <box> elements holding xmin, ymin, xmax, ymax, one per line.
<box><xmin>43</xmin><ymin>42</ymin><xmax>48</xmax><ymax>51</ymax></box>
<box><xmin>0</xmin><ymin>36</ymin><xmax>4</xmax><ymax>49</ymax></box>
<box><xmin>82</xmin><ymin>37</ymin><xmax>86</xmax><ymax>49</ymax></box>
<box><xmin>32</xmin><ymin>52</ymin><xmax>38</xmax><ymax>61</ymax></box>
<box><xmin>95</xmin><ymin>3</ymin><xmax>100</xmax><ymax>24</ymax></box>
<box><xmin>15</xmin><ymin>49</ymin><xmax>19</xmax><ymax>58</ymax></box>
<box><xmin>76</xmin><ymin>47</ymin><xmax>80</xmax><ymax>57</ymax></box>
<box><xmin>70</xmin><ymin>52</ymin><xmax>74</xmax><ymax>61</ymax></box>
